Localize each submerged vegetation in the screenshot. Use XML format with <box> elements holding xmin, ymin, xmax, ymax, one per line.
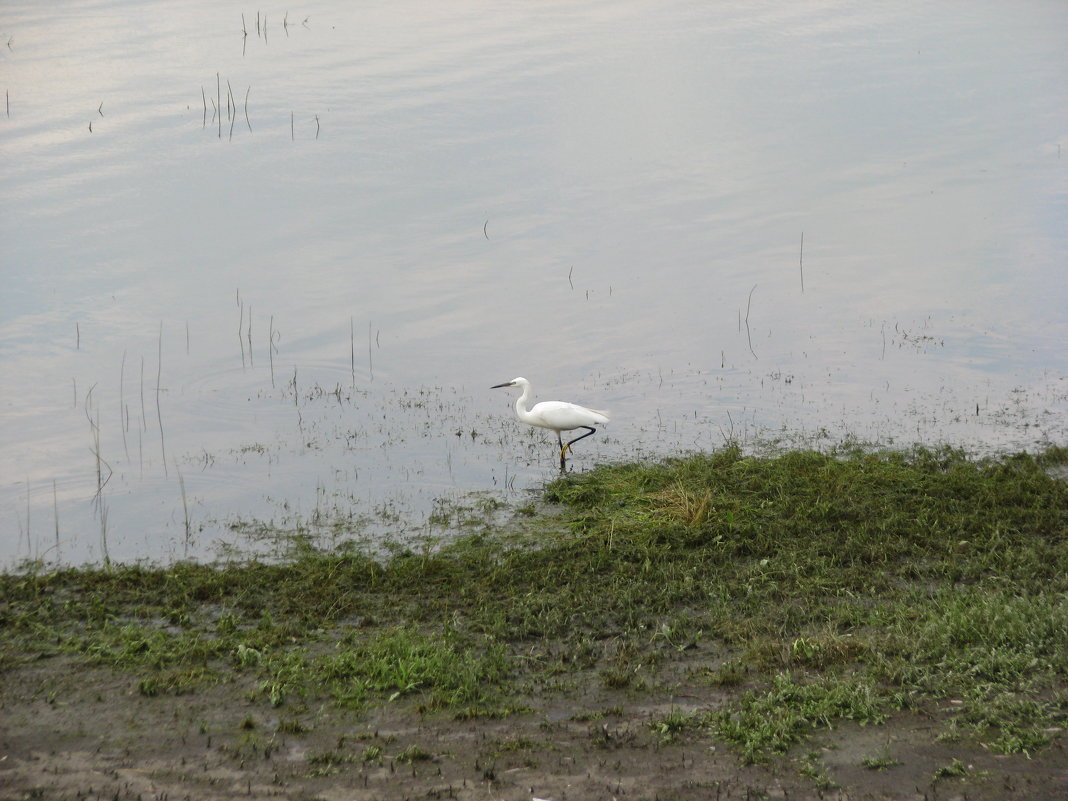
<box><xmin>2</xmin><ymin>445</ymin><xmax>1066</xmax><ymax>778</ymax></box>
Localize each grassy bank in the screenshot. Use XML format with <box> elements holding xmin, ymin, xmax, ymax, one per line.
<box><xmin>2</xmin><ymin>445</ymin><xmax>1066</xmax><ymax>771</ymax></box>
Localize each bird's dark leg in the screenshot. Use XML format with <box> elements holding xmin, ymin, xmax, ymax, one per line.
<box><xmin>562</xmin><ymin>426</ymin><xmax>597</xmax><ymax>456</ymax></box>
<box><xmin>557</xmin><ymin>431</ymin><xmax>567</xmax><ymax>470</ymax></box>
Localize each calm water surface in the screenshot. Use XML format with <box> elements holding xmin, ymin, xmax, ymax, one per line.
<box><xmin>2</xmin><ymin>1</ymin><xmax>1066</xmax><ymax>567</ymax></box>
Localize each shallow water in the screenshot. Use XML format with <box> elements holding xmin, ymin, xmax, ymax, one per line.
<box><xmin>2</xmin><ymin>1</ymin><xmax>1066</xmax><ymax>567</ymax></box>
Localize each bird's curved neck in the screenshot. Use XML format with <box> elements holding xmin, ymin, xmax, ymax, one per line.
<box><xmin>514</xmin><ymin>384</ymin><xmax>533</xmax><ymax>421</ymax></box>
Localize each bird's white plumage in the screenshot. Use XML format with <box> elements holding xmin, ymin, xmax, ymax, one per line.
<box><xmin>522</xmin><ymin>399</ymin><xmax>610</xmax><ymax>431</ymax></box>
<box><xmin>493</xmin><ymin>377</ymin><xmax>609</xmax><ymax>433</ymax></box>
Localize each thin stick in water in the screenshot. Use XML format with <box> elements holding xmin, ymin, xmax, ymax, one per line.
<box><xmin>156</xmin><ymin>322</ymin><xmax>168</xmax><ymax>477</ymax></box>
<box><xmin>120</xmin><ymin>349</ymin><xmax>129</xmax><ymax>460</ymax></box>
<box><xmin>350</xmin><ymin>317</ymin><xmax>356</xmax><ymax>388</ymax></box>
<box><xmin>799</xmin><ymin>231</ymin><xmax>805</xmax><ymax>293</ymax></box>
<box><xmin>226</xmin><ymin>81</ymin><xmax>236</xmax><ymax>139</ymax></box>
<box><xmin>244</xmin><ymin>87</ymin><xmax>252</xmax><ymax>132</ymax></box>
<box><xmin>744</xmin><ymin>284</ymin><xmax>758</xmax><ymax>360</ymax></box>
<box><xmin>85</xmin><ymin>385</ymin><xmax>112</xmax><ymax>566</ymax></box>
<box><xmin>291</xmin><ymin>111</ymin><xmax>294</xmax><ymax>141</ymax></box>
<box><xmin>268</xmin><ymin>314</ymin><xmax>275</xmax><ymax>387</ymax></box>
<box><xmin>177</xmin><ymin>463</ymin><xmax>191</xmax><ymax>558</ymax></box>
<box><xmin>238</xmin><ymin>298</ymin><xmax>246</xmax><ymax>367</ymax></box>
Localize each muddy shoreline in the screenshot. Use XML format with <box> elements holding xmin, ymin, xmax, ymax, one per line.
<box><xmin>2</xmin><ymin>655</ymin><xmax>1065</xmax><ymax>800</ymax></box>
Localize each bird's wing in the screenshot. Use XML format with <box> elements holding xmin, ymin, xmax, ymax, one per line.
<box><xmin>529</xmin><ymin>401</ymin><xmax>609</xmax><ymax>429</ymax></box>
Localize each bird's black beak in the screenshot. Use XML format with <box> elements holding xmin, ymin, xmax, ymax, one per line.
<box><xmin>491</xmin><ymin>382</ymin><xmax>513</xmax><ymax>389</ymax></box>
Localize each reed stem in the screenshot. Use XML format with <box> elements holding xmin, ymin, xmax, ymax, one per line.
<box><xmin>156</xmin><ymin>322</ymin><xmax>168</xmax><ymax>476</ymax></box>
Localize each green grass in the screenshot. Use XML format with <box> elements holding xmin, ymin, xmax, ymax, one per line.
<box><xmin>2</xmin><ymin>445</ymin><xmax>1066</xmax><ymax>765</ymax></box>
<box><xmin>713</xmin><ymin>672</ymin><xmax>897</xmax><ymax>761</ymax></box>
<box><xmin>649</xmin><ymin>706</ymin><xmax>707</xmax><ymax>744</ymax></box>
<box><xmin>861</xmin><ymin>752</ymin><xmax>902</xmax><ymax>770</ymax></box>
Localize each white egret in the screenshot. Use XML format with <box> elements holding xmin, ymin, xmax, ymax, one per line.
<box><xmin>492</xmin><ymin>377</ymin><xmax>609</xmax><ymax>465</ymax></box>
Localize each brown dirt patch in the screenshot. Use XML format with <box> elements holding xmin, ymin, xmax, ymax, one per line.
<box><xmin>1</xmin><ymin>656</ymin><xmax>1064</xmax><ymax>801</ymax></box>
